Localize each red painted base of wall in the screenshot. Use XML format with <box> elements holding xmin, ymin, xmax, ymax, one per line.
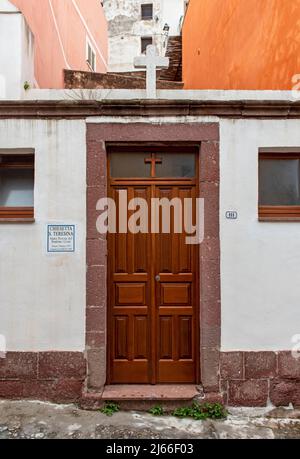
<box><xmin>221</xmin><ymin>352</ymin><xmax>300</xmax><ymax>407</ymax></box>
<box><xmin>1</xmin><ymin>351</ymin><xmax>299</xmax><ymax>407</ymax></box>
<box><xmin>0</xmin><ymin>352</ymin><xmax>86</xmax><ymax>403</ymax></box>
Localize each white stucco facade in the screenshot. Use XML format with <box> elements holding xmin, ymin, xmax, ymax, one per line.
<box><xmin>103</xmin><ymin>0</ymin><xmax>186</xmax><ymax>72</ymax></box>
<box><xmin>0</xmin><ymin>119</ymin><xmax>86</xmax><ymax>351</ymax></box>
<box><xmin>1</xmin><ymin>90</ymin><xmax>300</xmax><ymax>354</ymax></box>
<box><xmin>0</xmin><ymin>0</ymin><xmax>34</xmax><ymax>100</ymax></box>
<box><xmin>220</xmin><ymin>118</ymin><xmax>300</xmax><ymax>351</ymax></box>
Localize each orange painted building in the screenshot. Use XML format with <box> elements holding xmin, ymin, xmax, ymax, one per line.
<box><xmin>10</xmin><ymin>0</ymin><xmax>108</xmax><ymax>88</ymax></box>
<box><xmin>183</xmin><ymin>0</ymin><xmax>300</xmax><ymax>90</ymax></box>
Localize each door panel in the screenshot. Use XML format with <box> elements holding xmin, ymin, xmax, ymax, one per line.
<box><xmin>116</xmin><ymin>283</ymin><xmax>146</xmax><ymax>306</ymax></box>
<box><xmin>109</xmin><ymin>185</ymin><xmax>152</xmax><ymax>383</ymax></box>
<box><xmin>161</xmin><ymin>283</ymin><xmax>191</xmax><ymax>306</ymax></box>
<box><xmin>155</xmin><ymin>185</ymin><xmax>197</xmax><ymax>383</ymax></box>
<box><xmin>134</xmin><ymin>316</ymin><xmax>148</xmax><ymax>359</ymax></box>
<box><xmin>159</xmin><ymin>317</ymin><xmax>173</xmax><ymax>359</ymax></box>
<box><xmin>115</xmin><ymin>317</ymin><xmax>129</xmax><ymax>359</ymax></box>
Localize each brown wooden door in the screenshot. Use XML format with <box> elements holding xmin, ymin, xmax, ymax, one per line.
<box><xmin>108</xmin><ymin>148</ymin><xmax>199</xmax><ymax>384</ymax></box>
<box><xmin>154</xmin><ymin>184</ymin><xmax>198</xmax><ymax>383</ymax></box>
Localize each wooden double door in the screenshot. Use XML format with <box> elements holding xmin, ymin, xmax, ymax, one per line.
<box><xmin>108</xmin><ymin>148</ymin><xmax>199</xmax><ymax>384</ymax></box>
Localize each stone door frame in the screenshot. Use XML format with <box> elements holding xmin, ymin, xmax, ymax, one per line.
<box><xmin>86</xmin><ymin>122</ymin><xmax>221</xmax><ymax>395</ymax></box>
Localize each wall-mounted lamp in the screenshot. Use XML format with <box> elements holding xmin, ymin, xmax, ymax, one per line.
<box><xmin>163</xmin><ymin>23</ymin><xmax>170</xmax><ymax>48</ymax></box>
<box><xmin>163</xmin><ymin>23</ymin><xmax>170</xmax><ymax>33</ymax></box>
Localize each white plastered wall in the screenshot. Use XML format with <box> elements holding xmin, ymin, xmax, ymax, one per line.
<box><xmin>0</xmin><ymin>0</ymin><xmax>34</xmax><ymax>99</ymax></box>
<box><xmin>1</xmin><ymin>89</ymin><xmax>300</xmax><ymax>353</ymax></box>
<box><xmin>0</xmin><ymin>119</ymin><xmax>86</xmax><ymax>351</ymax></box>
<box><xmin>220</xmin><ymin>119</ymin><xmax>300</xmax><ymax>351</ymax></box>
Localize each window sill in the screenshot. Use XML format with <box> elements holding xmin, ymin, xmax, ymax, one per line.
<box><xmin>0</xmin><ymin>207</ymin><xmax>34</xmax><ymax>221</ymax></box>
<box><xmin>259</xmin><ymin>206</ymin><xmax>300</xmax><ymax>221</ymax></box>
<box><xmin>259</xmin><ymin>217</ymin><xmax>300</xmax><ymax>222</ymax></box>
<box><xmin>0</xmin><ymin>218</ymin><xmax>35</xmax><ymax>224</ymax></box>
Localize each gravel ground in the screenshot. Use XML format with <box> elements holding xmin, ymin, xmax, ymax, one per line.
<box><xmin>0</xmin><ymin>401</ymin><xmax>300</xmax><ymax>439</ymax></box>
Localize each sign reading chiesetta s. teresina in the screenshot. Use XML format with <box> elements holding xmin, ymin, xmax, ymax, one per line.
<box><xmin>47</xmin><ymin>225</ymin><xmax>75</xmax><ymax>253</ymax></box>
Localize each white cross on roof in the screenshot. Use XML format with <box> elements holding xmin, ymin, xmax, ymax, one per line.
<box><xmin>134</xmin><ymin>45</ymin><xmax>169</xmax><ymax>99</ymax></box>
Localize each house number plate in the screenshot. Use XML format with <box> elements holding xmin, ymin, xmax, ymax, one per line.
<box><xmin>225</xmin><ymin>211</ymin><xmax>238</xmax><ymax>220</ymax></box>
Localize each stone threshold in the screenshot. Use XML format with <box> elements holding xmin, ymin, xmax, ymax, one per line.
<box><xmin>102</xmin><ymin>385</ymin><xmax>200</xmax><ymax>401</ymax></box>
<box><xmin>80</xmin><ymin>385</ymin><xmax>224</xmax><ymax>410</ymax></box>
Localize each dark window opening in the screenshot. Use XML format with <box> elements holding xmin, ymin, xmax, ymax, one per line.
<box><xmin>87</xmin><ymin>42</ymin><xmax>96</xmax><ymax>72</ymax></box>
<box><xmin>141</xmin><ymin>4</ymin><xmax>153</xmax><ymax>20</ymax></box>
<box><xmin>141</xmin><ymin>37</ymin><xmax>153</xmax><ymax>54</ymax></box>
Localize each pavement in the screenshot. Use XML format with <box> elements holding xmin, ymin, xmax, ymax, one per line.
<box><xmin>0</xmin><ymin>400</ymin><xmax>300</xmax><ymax>439</ymax></box>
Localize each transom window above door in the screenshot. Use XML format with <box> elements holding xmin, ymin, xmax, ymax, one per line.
<box><xmin>109</xmin><ymin>148</ymin><xmax>197</xmax><ymax>179</ymax></box>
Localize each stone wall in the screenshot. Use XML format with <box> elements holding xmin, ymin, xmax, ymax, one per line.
<box><xmin>221</xmin><ymin>352</ymin><xmax>300</xmax><ymax>407</ymax></box>
<box><xmin>0</xmin><ymin>353</ymin><xmax>86</xmax><ymax>403</ymax></box>
<box><xmin>64</xmin><ymin>69</ymin><xmax>183</xmax><ymax>90</ymax></box>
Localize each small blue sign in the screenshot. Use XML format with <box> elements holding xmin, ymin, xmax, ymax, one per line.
<box><xmin>47</xmin><ymin>225</ymin><xmax>76</xmax><ymax>253</ymax></box>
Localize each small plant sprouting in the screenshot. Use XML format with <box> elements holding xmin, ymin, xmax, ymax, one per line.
<box><xmin>173</xmin><ymin>402</ymin><xmax>227</xmax><ymax>421</ymax></box>
<box><xmin>24</xmin><ymin>81</ymin><xmax>31</xmax><ymax>91</ymax></box>
<box><xmin>202</xmin><ymin>402</ymin><xmax>228</xmax><ymax>420</ymax></box>
<box><xmin>172</xmin><ymin>406</ymin><xmax>195</xmax><ymax>418</ymax></box>
<box><xmin>149</xmin><ymin>405</ymin><xmax>164</xmax><ymax>416</ymax></box>
<box><xmin>100</xmin><ymin>401</ymin><xmax>120</xmax><ymax>417</ymax></box>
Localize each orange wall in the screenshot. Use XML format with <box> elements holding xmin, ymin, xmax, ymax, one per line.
<box><xmin>183</xmin><ymin>0</ymin><xmax>300</xmax><ymax>90</ymax></box>
<box><xmin>11</xmin><ymin>0</ymin><xmax>108</xmax><ymax>88</ymax></box>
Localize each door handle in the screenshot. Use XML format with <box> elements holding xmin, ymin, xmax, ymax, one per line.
<box><xmin>155</xmin><ymin>275</ymin><xmax>161</xmax><ymax>282</ymax></box>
